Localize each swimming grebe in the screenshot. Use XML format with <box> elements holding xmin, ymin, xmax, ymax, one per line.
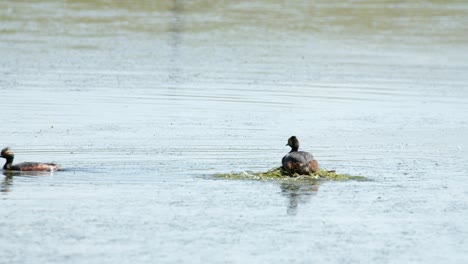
<box><xmin>1</xmin><ymin>147</ymin><xmax>60</xmax><ymax>172</ymax></box>
<box><xmin>282</xmin><ymin>136</ymin><xmax>319</xmax><ymax>175</ymax></box>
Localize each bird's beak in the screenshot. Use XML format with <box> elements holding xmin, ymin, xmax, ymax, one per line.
<box><xmin>285</xmin><ymin>143</ymin><xmax>288</xmax><ymax>146</ymax></box>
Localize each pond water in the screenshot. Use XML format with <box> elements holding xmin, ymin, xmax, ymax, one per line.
<box><xmin>1</xmin><ymin>0</ymin><xmax>468</xmax><ymax>263</ymax></box>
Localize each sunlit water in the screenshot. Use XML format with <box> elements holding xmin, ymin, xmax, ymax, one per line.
<box><xmin>1</xmin><ymin>1</ymin><xmax>468</xmax><ymax>263</ymax></box>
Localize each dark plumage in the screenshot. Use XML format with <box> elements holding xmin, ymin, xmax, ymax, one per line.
<box><xmin>282</xmin><ymin>136</ymin><xmax>319</xmax><ymax>175</ymax></box>
<box><xmin>1</xmin><ymin>147</ymin><xmax>60</xmax><ymax>172</ymax></box>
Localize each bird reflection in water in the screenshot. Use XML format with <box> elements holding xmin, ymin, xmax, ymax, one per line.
<box><xmin>168</xmin><ymin>0</ymin><xmax>185</xmax><ymax>83</ymax></box>
<box><xmin>280</xmin><ymin>181</ymin><xmax>319</xmax><ymax>215</ymax></box>
<box><xmin>1</xmin><ymin>173</ymin><xmax>13</xmax><ymax>193</ymax></box>
<box><xmin>1</xmin><ymin>171</ymin><xmax>56</xmax><ymax>193</ymax></box>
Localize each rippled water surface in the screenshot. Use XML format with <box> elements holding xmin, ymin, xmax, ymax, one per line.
<box><xmin>1</xmin><ymin>1</ymin><xmax>468</xmax><ymax>263</ymax></box>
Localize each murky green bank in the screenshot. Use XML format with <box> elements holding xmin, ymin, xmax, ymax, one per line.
<box><xmin>1</xmin><ymin>1</ymin><xmax>467</xmax><ymax>263</ymax></box>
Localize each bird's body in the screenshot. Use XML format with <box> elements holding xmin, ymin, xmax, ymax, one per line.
<box><xmin>282</xmin><ymin>151</ymin><xmax>315</xmax><ymax>166</ymax></box>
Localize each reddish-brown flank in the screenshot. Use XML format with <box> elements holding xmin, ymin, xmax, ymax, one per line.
<box><xmin>308</xmin><ymin>160</ymin><xmax>320</xmax><ymax>173</ymax></box>
<box><xmin>284</xmin><ymin>160</ymin><xmax>320</xmax><ymax>175</ymax></box>
<box><xmin>19</xmin><ymin>164</ymin><xmax>60</xmax><ymax>172</ymax></box>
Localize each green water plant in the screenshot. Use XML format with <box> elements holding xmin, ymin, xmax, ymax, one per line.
<box><xmin>214</xmin><ymin>167</ymin><xmax>367</xmax><ymax>181</ymax></box>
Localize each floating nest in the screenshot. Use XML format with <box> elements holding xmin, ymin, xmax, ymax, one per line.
<box><xmin>214</xmin><ymin>167</ymin><xmax>367</xmax><ymax>181</ymax></box>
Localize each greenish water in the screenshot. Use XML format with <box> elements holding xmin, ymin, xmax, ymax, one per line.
<box><xmin>1</xmin><ymin>1</ymin><xmax>468</xmax><ymax>263</ymax></box>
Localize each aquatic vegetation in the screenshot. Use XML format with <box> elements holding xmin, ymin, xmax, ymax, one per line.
<box><xmin>214</xmin><ymin>167</ymin><xmax>367</xmax><ymax>181</ymax></box>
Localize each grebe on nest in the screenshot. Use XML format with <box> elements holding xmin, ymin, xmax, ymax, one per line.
<box><xmin>1</xmin><ymin>147</ymin><xmax>60</xmax><ymax>172</ymax></box>
<box><xmin>282</xmin><ymin>136</ymin><xmax>319</xmax><ymax>175</ymax></box>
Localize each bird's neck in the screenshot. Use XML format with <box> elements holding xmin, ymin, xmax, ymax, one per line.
<box><xmin>289</xmin><ymin>146</ymin><xmax>299</xmax><ymax>152</ymax></box>
<box><xmin>3</xmin><ymin>156</ymin><xmax>13</xmax><ymax>170</ymax></box>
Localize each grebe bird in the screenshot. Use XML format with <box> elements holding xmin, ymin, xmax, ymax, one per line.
<box><xmin>282</xmin><ymin>136</ymin><xmax>319</xmax><ymax>175</ymax></box>
<box><xmin>1</xmin><ymin>147</ymin><xmax>60</xmax><ymax>172</ymax></box>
